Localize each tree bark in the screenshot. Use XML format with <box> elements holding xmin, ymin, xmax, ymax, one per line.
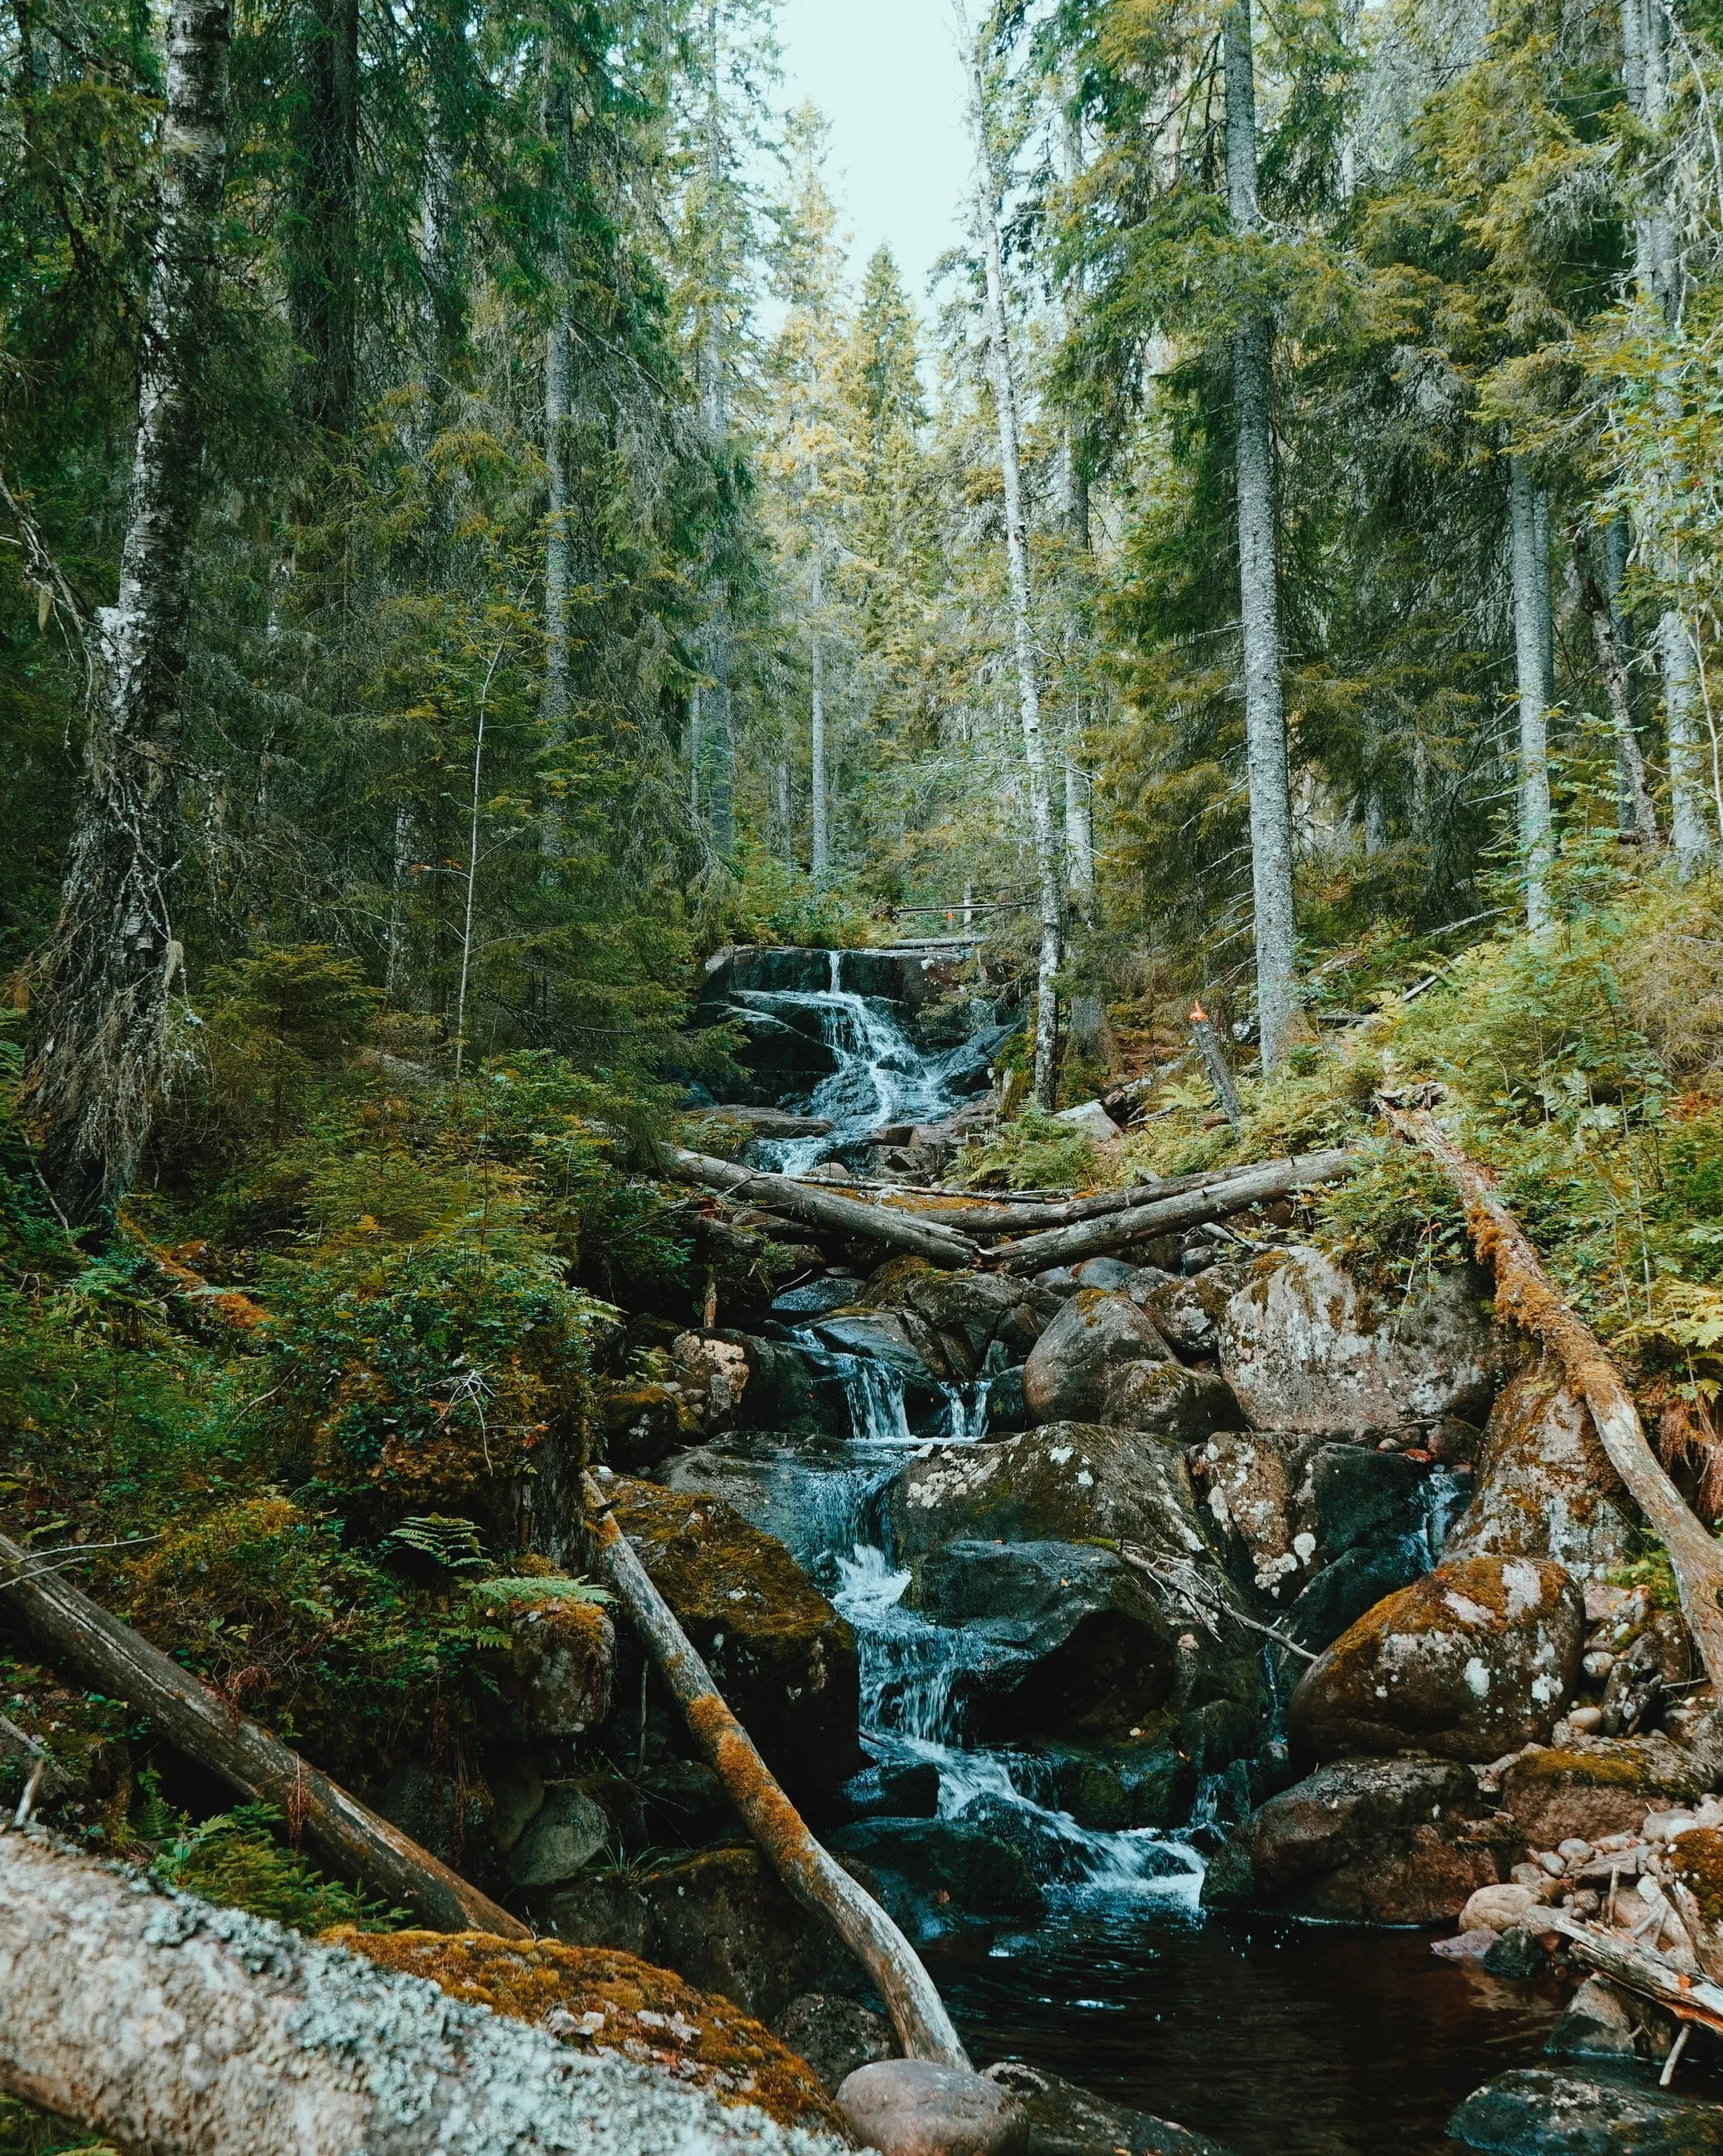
<box><xmin>0</xmin><ymin>1835</ymin><xmax>835</xmax><ymax>2156</ymax></box>
<box><xmin>810</xmin><ymin>545</ymin><xmax>829</xmax><ymax>881</ymax></box>
<box><xmin>584</xmin><ymin>1472</ymin><xmax>969</xmax><ymax>2071</ymax></box>
<box><xmin>863</xmin><ymin>1150</ymin><xmax>1344</xmax><ymax>1232</ymax></box>
<box><xmin>1509</xmin><ymin>457</ymin><xmax>1555</xmax><ymax>930</ymax></box>
<box><xmin>964</xmin><ymin>13</ymin><xmax>1063</xmax><ymax>1109</ymax></box>
<box><xmin>1572</xmin><ymin>530</ymin><xmax>1657</xmax><ymax>843</ymax></box>
<box><xmin>659</xmin><ymin>1145</ymin><xmax>979</xmax><ymax>1266</ymax></box>
<box><xmin>22</xmin><ymin>0</ymin><xmax>232</xmax><ymax>1228</ymax></box>
<box><xmin>1224</xmin><ymin>0</ymin><xmax>1299</xmax><ymax>1071</ymax></box>
<box><xmin>543</xmin><ymin>307</ymin><xmax>572</xmax><ymax>739</ymax></box>
<box><xmin>991</xmin><ymin>1147</ymin><xmax>1356</xmax><ymax>1272</ymax></box>
<box><xmin>1381</xmin><ymin>1103</ymin><xmax>1723</xmax><ymax>1690</ymax></box>
<box><xmin>288</xmin><ymin>0</ymin><xmax>358</xmax><ymax>435</ymax></box>
<box><xmin>0</xmin><ymin>1529</ymin><xmax>527</xmax><ymax>1938</ymax></box>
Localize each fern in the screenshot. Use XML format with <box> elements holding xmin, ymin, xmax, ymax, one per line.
<box><xmin>383</xmin><ymin>1514</ymin><xmax>489</xmax><ymax>1573</ymax></box>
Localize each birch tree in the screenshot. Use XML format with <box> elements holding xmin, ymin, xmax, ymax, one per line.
<box><xmin>1508</xmin><ymin>455</ymin><xmax>1555</xmax><ymax>930</ymax></box>
<box><xmin>22</xmin><ymin>0</ymin><xmax>232</xmax><ymax>1226</ymax></box>
<box><xmin>1224</xmin><ymin>0</ymin><xmax>1299</xmax><ymax>1068</ymax></box>
<box><xmin>963</xmin><ymin>8</ymin><xmax>1063</xmax><ymax>1109</ymax></box>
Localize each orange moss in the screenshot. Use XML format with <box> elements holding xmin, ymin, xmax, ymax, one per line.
<box><xmin>606</xmin><ymin>1483</ymin><xmax>847</xmax><ymax>1645</ymax></box>
<box><xmin>1671</xmin><ymin>1828</ymin><xmax>1723</xmax><ymax>1926</ymax></box>
<box><xmin>326</xmin><ymin>1928</ymin><xmax>844</xmax><ymax>2135</ymax></box>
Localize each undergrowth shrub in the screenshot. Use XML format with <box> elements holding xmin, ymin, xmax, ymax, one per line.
<box><xmin>953</xmin><ymin>1105</ymin><xmax>1108</xmax><ymax>1191</ymax></box>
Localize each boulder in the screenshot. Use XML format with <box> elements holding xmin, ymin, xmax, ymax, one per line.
<box><xmin>1450</xmin><ymin>2068</ymin><xmax>1723</xmax><ymax>2153</ymax></box>
<box><xmin>599</xmin><ymin>1474</ymin><xmax>862</xmax><ymax>1790</ymax></box>
<box><xmin>1202</xmin><ymin>1757</ymin><xmax>1506</xmax><ymax>1924</ymax></box>
<box><xmin>811</xmin><ymin>1310</ymin><xmax>949</xmax><ymax>1391</ymax></box>
<box><xmin>1495</xmin><ymin>1736</ymin><xmax>1712</xmax><ymax>1847</ymax></box>
<box><xmin>983</xmin><ymin>2063</ymin><xmax>1236</xmax><ymax>2156</ymax></box>
<box><xmin>1220</xmin><ymin>1245</ymin><xmax>1499</xmax><ymax>1433</ymax></box>
<box><xmin>332</xmin><ymin>1928</ymin><xmax>844</xmax><ymax>2137</ymax></box>
<box><xmin>505</xmin><ymin>1784</ymin><xmax>610</xmax><ymax>1889</ymax></box>
<box><xmin>1022</xmin><ymin>1290</ymin><xmax>1173</xmax><ymax>1424</ymax></box>
<box><xmin>909</xmin><ymin>1539</ymin><xmax>1183</xmax><ymax>1739</ymax></box>
<box><xmin>600</xmin><ymin>1383</ymin><xmax>684</xmax><ymax>1473</ymax></box>
<box><xmin>771</xmin><ymin>1993</ymin><xmax>896</xmax><ymax>2096</ymax></box>
<box><xmin>1444</xmin><ymin>1360</ymin><xmax>1636</xmax><ymax>1582</ymax></box>
<box><xmin>1287</xmin><ymin>1556</ymin><xmax>1585</xmax><ymax>1765</ymax></box>
<box><xmin>1544</xmin><ymin>1978</ymin><xmax>1642</xmax><ymax>2063</ymax></box>
<box><xmin>833</xmin><ymin>1817</ymin><xmax>1045</xmax><ymax>1924</ymax></box>
<box><xmin>672</xmin><ymin>1331</ymin><xmax>754</xmax><ymax>1428</ymax></box>
<box><xmin>838</xmin><ymin>2061</ymin><xmax>1028</xmax><ymax>2156</ymax></box>
<box><xmin>505</xmin><ymin>1596</ymin><xmax>615</xmax><ymax>1740</ymax></box>
<box><xmin>771</xmin><ymin>1275</ymin><xmax>865</xmax><ymax>1319</ymax></box>
<box><xmin>1462</xmin><ymin>1882</ymin><xmax>1544</xmax><ymax>1933</ymax></box>
<box><xmin>1146</xmin><ymin>1273</ymin><xmax>1234</xmax><ymax>1362</ymax></box>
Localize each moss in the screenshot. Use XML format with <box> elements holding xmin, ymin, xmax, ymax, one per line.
<box><xmin>1670</xmin><ymin>1827</ymin><xmax>1723</xmax><ymax>1925</ymax></box>
<box><xmin>607</xmin><ymin>1483</ymin><xmax>845</xmax><ymax>1645</ymax></box>
<box><xmin>328</xmin><ymin>1928</ymin><xmax>844</xmax><ymax>2136</ymax></box>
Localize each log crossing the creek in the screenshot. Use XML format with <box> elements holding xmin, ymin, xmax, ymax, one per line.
<box><xmin>660</xmin><ymin>1144</ymin><xmax>979</xmax><ymax>1266</ymax></box>
<box><xmin>583</xmin><ymin>1470</ymin><xmax>971</xmax><ymax>2070</ymax></box>
<box><xmin>0</xmin><ymin>1529</ymin><xmax>528</xmax><ymax>1939</ymax></box>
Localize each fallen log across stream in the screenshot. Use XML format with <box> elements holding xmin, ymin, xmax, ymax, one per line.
<box><xmin>659</xmin><ymin>1144</ymin><xmax>979</xmax><ymax>1266</ymax></box>
<box><xmin>1382</xmin><ymin>1102</ymin><xmax>1723</xmax><ymax>1691</ymax></box>
<box><xmin>987</xmin><ymin>1147</ymin><xmax>1359</xmax><ymax>1273</ymax></box>
<box><xmin>583</xmin><ymin>1470</ymin><xmax>971</xmax><ymax>2070</ymax></box>
<box><xmin>0</xmin><ymin>1529</ymin><xmax>529</xmax><ymax>1939</ymax></box>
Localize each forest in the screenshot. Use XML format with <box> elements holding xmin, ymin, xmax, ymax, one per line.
<box><xmin>5</xmin><ymin>0</ymin><xmax>1723</xmax><ymax>2152</ymax></box>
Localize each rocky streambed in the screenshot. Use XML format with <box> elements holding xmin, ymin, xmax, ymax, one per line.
<box><xmin>516</xmin><ymin>951</ymin><xmax>1723</xmax><ymax>2152</ymax></box>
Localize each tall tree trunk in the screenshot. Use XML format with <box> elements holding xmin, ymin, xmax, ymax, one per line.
<box><xmin>965</xmin><ymin>19</ymin><xmax>1063</xmax><ymax>1109</ymax></box>
<box><xmin>1509</xmin><ymin>457</ymin><xmax>1554</xmax><ymax>931</ymax></box>
<box><xmin>810</xmin><ymin>544</ymin><xmax>829</xmax><ymax>881</ymax></box>
<box><xmin>1224</xmin><ymin>0</ymin><xmax>1299</xmax><ymax>1071</ymax></box>
<box><xmin>1572</xmin><ymin>526</ymin><xmax>1657</xmax><ymax>843</ymax></box>
<box><xmin>543</xmin><ymin>309</ymin><xmax>571</xmax><ymax>741</ymax></box>
<box><xmin>22</xmin><ymin>0</ymin><xmax>232</xmax><ymax>1228</ymax></box>
<box><xmin>1623</xmin><ymin>0</ymin><xmax>1714</xmax><ymax>872</ymax></box>
<box><xmin>695</xmin><ymin>0</ymin><xmax>735</xmax><ymax>860</ymax></box>
<box><xmin>1064</xmin><ymin>759</ymin><xmax>1094</xmax><ymax>907</ymax></box>
<box><xmin>288</xmin><ymin>0</ymin><xmax>357</xmax><ymax>435</ymax></box>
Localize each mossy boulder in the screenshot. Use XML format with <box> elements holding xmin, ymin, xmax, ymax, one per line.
<box><xmin>599</xmin><ymin>1474</ymin><xmax>862</xmax><ymax>1791</ymax></box>
<box><xmin>1499</xmin><ymin>1736</ymin><xmax>1711</xmax><ymax>1847</ymax></box>
<box><xmin>1220</xmin><ymin>1245</ymin><xmax>1499</xmax><ymax>1433</ymax></box>
<box><xmin>1287</xmin><ymin>1556</ymin><xmax>1585</xmax><ymax>1764</ymax></box>
<box><xmin>1671</xmin><ymin>1827</ymin><xmax>1723</xmax><ymax>1927</ymax></box>
<box><xmin>1022</xmin><ymin>1289</ymin><xmax>1174</xmax><ymax>1424</ymax></box>
<box><xmin>860</xmin><ymin>1260</ymin><xmax>1058</xmax><ymax>1377</ymax></box>
<box><xmin>1444</xmin><ymin>1359</ymin><xmax>1636</xmax><ymax>1582</ymax></box>
<box><xmin>328</xmin><ymin>1926</ymin><xmax>843</xmax><ymax>2137</ymax></box>
<box><xmin>599</xmin><ymin>1383</ymin><xmax>683</xmax><ymax>1473</ymax></box>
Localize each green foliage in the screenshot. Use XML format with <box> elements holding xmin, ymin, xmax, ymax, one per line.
<box><xmin>953</xmin><ymin>1105</ymin><xmax>1107</xmax><ymax>1192</ymax></box>
<box><xmin>148</xmin><ymin>1793</ymin><xmax>400</xmax><ymax>1933</ymax></box>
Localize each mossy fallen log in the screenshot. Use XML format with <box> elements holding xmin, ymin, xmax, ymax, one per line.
<box><xmin>0</xmin><ymin>1528</ymin><xmax>528</xmax><ymax>1938</ymax></box>
<box><xmin>583</xmin><ymin>1470</ymin><xmax>969</xmax><ymax>2070</ymax></box>
<box><xmin>660</xmin><ymin>1144</ymin><xmax>979</xmax><ymax>1266</ymax></box>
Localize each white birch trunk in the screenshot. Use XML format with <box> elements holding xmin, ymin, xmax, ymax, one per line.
<box><xmin>1064</xmin><ymin>759</ymin><xmax>1095</xmax><ymax>906</ymax></box>
<box><xmin>1509</xmin><ymin>456</ymin><xmax>1555</xmax><ymax>931</ymax></box>
<box><xmin>809</xmin><ymin>546</ymin><xmax>828</xmax><ymax>881</ymax></box>
<box><xmin>1224</xmin><ymin>0</ymin><xmax>1299</xmax><ymax>1070</ymax></box>
<box><xmin>543</xmin><ymin>309</ymin><xmax>571</xmax><ymax>737</ymax></box>
<box><xmin>23</xmin><ymin>0</ymin><xmax>232</xmax><ymax>1225</ymax></box>
<box><xmin>0</xmin><ymin>1835</ymin><xmax>842</xmax><ymax>2156</ymax></box>
<box><xmin>964</xmin><ymin>16</ymin><xmax>1063</xmax><ymax>1109</ymax></box>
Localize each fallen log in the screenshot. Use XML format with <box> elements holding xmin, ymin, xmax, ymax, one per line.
<box><xmin>989</xmin><ymin>1148</ymin><xmax>1359</xmax><ymax>1274</ymax></box>
<box><xmin>1382</xmin><ymin>1103</ymin><xmax>1723</xmax><ymax>1692</ymax></box>
<box><xmin>0</xmin><ymin>1529</ymin><xmax>527</xmax><ymax>1939</ymax></box>
<box><xmin>0</xmin><ymin>1834</ymin><xmax>836</xmax><ymax>2156</ymax></box>
<box><xmin>1547</xmin><ymin>1910</ymin><xmax>1723</xmax><ymax>2039</ymax></box>
<box><xmin>660</xmin><ymin>1145</ymin><xmax>979</xmax><ymax>1267</ymax></box>
<box><xmin>583</xmin><ymin>1469</ymin><xmax>969</xmax><ymax>2070</ymax></box>
<box><xmin>875</xmin><ymin>1154</ymin><xmax>1342</xmax><ymax>1236</ymax></box>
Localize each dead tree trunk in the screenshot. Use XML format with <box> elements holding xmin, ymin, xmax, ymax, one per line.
<box><xmin>22</xmin><ymin>0</ymin><xmax>232</xmax><ymax>1228</ymax></box>
<box><xmin>991</xmin><ymin>1147</ymin><xmax>1356</xmax><ymax>1272</ymax></box>
<box><xmin>1382</xmin><ymin>1103</ymin><xmax>1723</xmax><ymax>1689</ymax></box>
<box><xmin>0</xmin><ymin>1529</ymin><xmax>527</xmax><ymax>1938</ymax></box>
<box><xmin>584</xmin><ymin>1473</ymin><xmax>969</xmax><ymax>2070</ymax></box>
<box><xmin>659</xmin><ymin>1144</ymin><xmax>979</xmax><ymax>1266</ymax></box>
<box><xmin>1571</xmin><ymin>530</ymin><xmax>1657</xmax><ymax>844</ymax></box>
<box><xmin>0</xmin><ymin>1835</ymin><xmax>831</xmax><ymax>2156</ymax></box>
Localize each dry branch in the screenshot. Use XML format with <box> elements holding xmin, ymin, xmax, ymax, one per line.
<box><xmin>877</xmin><ymin>1152</ymin><xmax>1351</xmax><ymax>1235</ymax></box>
<box><xmin>583</xmin><ymin>1471</ymin><xmax>969</xmax><ymax>2070</ymax></box>
<box><xmin>1547</xmin><ymin>1910</ymin><xmax>1723</xmax><ymax>2038</ymax></box>
<box><xmin>0</xmin><ymin>1833</ymin><xmax>839</xmax><ymax>2156</ymax></box>
<box><xmin>660</xmin><ymin>1145</ymin><xmax>979</xmax><ymax>1266</ymax></box>
<box><xmin>0</xmin><ymin>1529</ymin><xmax>527</xmax><ymax>1939</ymax></box>
<box><xmin>989</xmin><ymin>1148</ymin><xmax>1358</xmax><ymax>1273</ymax></box>
<box><xmin>1382</xmin><ymin>1103</ymin><xmax>1723</xmax><ymax>1690</ymax></box>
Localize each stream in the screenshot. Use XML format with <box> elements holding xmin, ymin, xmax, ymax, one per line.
<box><xmin>697</xmin><ymin>952</ymin><xmax>1569</xmax><ymax>2153</ymax></box>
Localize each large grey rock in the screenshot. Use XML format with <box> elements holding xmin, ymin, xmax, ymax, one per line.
<box><xmin>983</xmin><ymin>2062</ymin><xmax>1237</xmax><ymax>2155</ymax></box>
<box><xmin>1202</xmin><ymin>1757</ymin><xmax>1504</xmax><ymax>1924</ymax></box>
<box><xmin>1445</xmin><ymin>1359</ymin><xmax>1636</xmax><ymax>1581</ymax></box>
<box><xmin>833</xmin><ymin>1817</ymin><xmax>1046</xmax><ymax>1922</ymax></box>
<box><xmin>772</xmin><ymin>1994</ymin><xmax>896</xmax><ymax>2096</ymax></box>
<box><xmin>811</xmin><ymin>1310</ymin><xmax>946</xmax><ymax>1388</ymax></box>
<box><xmin>505</xmin><ymin>1784</ymin><xmax>609</xmax><ymax>1889</ymax></box>
<box><xmin>1146</xmin><ymin>1273</ymin><xmax>1234</xmax><ymax>1362</ymax></box>
<box><xmin>1220</xmin><ymin>1244</ymin><xmax>1499</xmax><ymax>1433</ymax></box>
<box><xmin>1450</xmin><ymin>2068</ymin><xmax>1723</xmax><ymax>2152</ymax></box>
<box><xmin>838</xmin><ymin>2061</ymin><xmax>1028</xmax><ymax>2156</ymax></box>
<box><xmin>1022</xmin><ymin>1290</ymin><xmax>1173</xmax><ymax>1423</ymax></box>
<box><xmin>1288</xmin><ymin>1555</ymin><xmax>1585</xmax><ymax>1764</ymax></box>
<box><xmin>861</xmin><ymin>1264</ymin><xmax>1061</xmax><ymax>1378</ymax></box>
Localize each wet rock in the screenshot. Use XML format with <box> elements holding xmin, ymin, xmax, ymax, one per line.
<box><xmin>599</xmin><ymin>1474</ymin><xmax>862</xmax><ymax>1791</ymax></box>
<box><xmin>1283</xmin><ymin>1535</ymin><xmax>1432</xmax><ymax>1655</ymax></box>
<box><xmin>986</xmin><ymin>1364</ymin><xmax>1029</xmax><ymax>1433</ymax></box>
<box><xmin>1482</xmin><ymin>1924</ymin><xmax>1553</xmax><ymax>1979</ymax></box>
<box><xmin>812</xmin><ymin>1309</ymin><xmax>949</xmax><ymax>1389</ymax></box>
<box><xmin>484</xmin><ymin>1748</ymin><xmax>545</xmax><ymax>1853</ymax></box>
<box><xmin>982</xmin><ymin>2061</ymin><xmax>1235</xmax><ymax>2156</ymax></box>
<box><xmin>600</xmin><ymin>1383</ymin><xmax>684</xmax><ymax>1473</ymax></box>
<box><xmin>1146</xmin><ymin>1273</ymin><xmax>1234</xmax><ymax>1362</ymax></box>
<box><xmin>1287</xmin><ymin>1556</ymin><xmax>1585</xmax><ymax>1765</ymax></box>
<box><xmin>771</xmin><ymin>1275</ymin><xmax>863</xmax><ymax>1319</ymax></box>
<box><xmin>1445</xmin><ymin>1361</ymin><xmax>1636</xmax><ymax>1582</ymax></box>
<box><xmin>634</xmin><ymin>1757</ymin><xmax>732</xmax><ymax>1845</ymax></box>
<box><xmin>701</xmin><ymin>1001</ymin><xmax>841</xmax><ymax>1101</ymax></box>
<box><xmin>1544</xmin><ymin>1977</ymin><xmax>1641</xmax><ymax>2062</ymax></box>
<box><xmin>831</xmin><ymin>1758</ymin><xmax>942</xmax><ymax>1823</ymax></box>
<box><xmin>839</xmin><ymin>2060</ymin><xmax>1029</xmax><ymax>2156</ymax></box>
<box><xmin>506</xmin><ymin>1784</ymin><xmax>610</xmax><ymax>1889</ymax></box>
<box><xmin>498</xmin><ymin>1596</ymin><xmax>614</xmax><ymax>1740</ymax></box>
<box><xmin>1450</xmin><ymin>2066</ymin><xmax>1723</xmax><ymax>2153</ymax></box>
<box><xmin>1202</xmin><ymin>1757</ymin><xmax>1505</xmax><ymax>1924</ymax></box>
<box><xmin>1022</xmin><ymin>1290</ymin><xmax>1174</xmax><ymax>1424</ymax></box>
<box><xmin>334</xmin><ymin>1928</ymin><xmax>845</xmax><ymax>2136</ymax></box>
<box><xmin>910</xmin><ymin>1539</ymin><xmax>1183</xmax><ymax>1739</ymax></box>
<box><xmin>772</xmin><ymin>1993</ymin><xmax>896</xmax><ymax>2095</ymax></box>
<box><xmin>1495</xmin><ymin>1736</ymin><xmax>1711</xmax><ymax>1848</ymax></box>
<box><xmin>862</xmin><ymin>1263</ymin><xmax>1060</xmax><ymax>1379</ymax></box>
<box><xmin>641</xmin><ymin>1845</ymin><xmax>856</xmax><ymax>2021</ymax></box>
<box><xmin>1220</xmin><ymin>1245</ymin><xmax>1499</xmax><ymax>1433</ymax></box>
<box><xmin>834</xmin><ymin>1817</ymin><xmax>1046</xmax><ymax>1923</ymax></box>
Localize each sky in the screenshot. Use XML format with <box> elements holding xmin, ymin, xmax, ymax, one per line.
<box><xmin>774</xmin><ymin>0</ymin><xmax>972</xmax><ymax>310</ymax></box>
